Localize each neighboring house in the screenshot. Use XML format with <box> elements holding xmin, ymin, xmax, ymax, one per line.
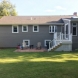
<box><xmin>0</xmin><ymin>12</ymin><xmax>78</xmax><ymax>51</ymax></box>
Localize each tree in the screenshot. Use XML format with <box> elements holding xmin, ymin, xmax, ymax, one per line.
<box><xmin>0</xmin><ymin>0</ymin><xmax>17</xmax><ymax>16</ymax></box>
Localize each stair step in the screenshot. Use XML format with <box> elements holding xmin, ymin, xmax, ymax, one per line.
<box><xmin>49</xmin><ymin>43</ymin><xmax>62</xmax><ymax>51</ymax></box>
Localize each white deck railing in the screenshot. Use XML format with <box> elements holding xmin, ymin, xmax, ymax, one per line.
<box><xmin>54</xmin><ymin>32</ymin><xmax>72</xmax><ymax>41</ymax></box>
<box><xmin>48</xmin><ymin>35</ymin><xmax>62</xmax><ymax>51</ymax></box>
<box><xmin>48</xmin><ymin>32</ymin><xmax>72</xmax><ymax>51</ymax></box>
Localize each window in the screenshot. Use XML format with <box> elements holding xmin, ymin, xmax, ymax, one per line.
<box><xmin>49</xmin><ymin>26</ymin><xmax>57</xmax><ymax>33</ymax></box>
<box><xmin>33</xmin><ymin>25</ymin><xmax>39</xmax><ymax>32</ymax></box>
<box><xmin>23</xmin><ymin>40</ymin><xmax>30</xmax><ymax>46</ymax></box>
<box><xmin>72</xmin><ymin>23</ymin><xmax>77</xmax><ymax>36</ymax></box>
<box><xmin>72</xmin><ymin>23</ymin><xmax>77</xmax><ymax>26</ymax></box>
<box><xmin>12</xmin><ymin>26</ymin><xmax>19</xmax><ymax>33</ymax></box>
<box><xmin>44</xmin><ymin>40</ymin><xmax>51</xmax><ymax>46</ymax></box>
<box><xmin>22</xmin><ymin>26</ymin><xmax>28</xmax><ymax>32</ymax></box>
<box><xmin>73</xmin><ymin>26</ymin><xmax>77</xmax><ymax>36</ymax></box>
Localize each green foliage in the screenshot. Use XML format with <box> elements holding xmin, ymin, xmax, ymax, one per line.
<box><xmin>0</xmin><ymin>0</ymin><xmax>17</xmax><ymax>16</ymax></box>
<box><xmin>0</xmin><ymin>49</ymin><xmax>78</xmax><ymax>78</ymax></box>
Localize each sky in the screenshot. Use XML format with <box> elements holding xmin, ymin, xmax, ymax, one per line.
<box><xmin>1</xmin><ymin>0</ymin><xmax>78</xmax><ymax>16</ymax></box>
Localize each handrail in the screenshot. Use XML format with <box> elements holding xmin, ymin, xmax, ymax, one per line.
<box><xmin>56</xmin><ymin>32</ymin><xmax>72</xmax><ymax>41</ymax></box>
<box><xmin>49</xmin><ymin>39</ymin><xmax>54</xmax><ymax>49</ymax></box>
<box><xmin>48</xmin><ymin>34</ymin><xmax>61</xmax><ymax>50</ymax></box>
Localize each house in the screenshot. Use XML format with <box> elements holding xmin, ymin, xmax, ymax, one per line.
<box><xmin>0</xmin><ymin>12</ymin><xmax>78</xmax><ymax>51</ymax></box>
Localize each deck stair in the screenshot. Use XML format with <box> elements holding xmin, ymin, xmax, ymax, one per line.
<box><xmin>48</xmin><ymin>32</ymin><xmax>72</xmax><ymax>51</ymax></box>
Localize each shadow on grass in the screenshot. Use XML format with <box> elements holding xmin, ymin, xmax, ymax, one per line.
<box><xmin>0</xmin><ymin>49</ymin><xmax>78</xmax><ymax>78</ymax></box>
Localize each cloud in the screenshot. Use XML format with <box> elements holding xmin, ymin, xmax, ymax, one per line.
<box><xmin>55</xmin><ymin>6</ymin><xmax>66</xmax><ymax>10</ymax></box>
<box><xmin>45</xmin><ymin>9</ymin><xmax>56</xmax><ymax>12</ymax></box>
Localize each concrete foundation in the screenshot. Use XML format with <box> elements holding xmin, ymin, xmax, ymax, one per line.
<box><xmin>55</xmin><ymin>43</ymin><xmax>72</xmax><ymax>51</ymax></box>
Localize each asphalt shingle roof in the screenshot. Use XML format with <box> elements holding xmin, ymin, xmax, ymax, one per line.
<box><xmin>0</xmin><ymin>15</ymin><xmax>72</xmax><ymax>25</ymax></box>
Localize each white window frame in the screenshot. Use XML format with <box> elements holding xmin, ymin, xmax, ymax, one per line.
<box><xmin>23</xmin><ymin>40</ymin><xmax>30</xmax><ymax>46</ymax></box>
<box><xmin>49</xmin><ymin>25</ymin><xmax>57</xmax><ymax>33</ymax></box>
<box><xmin>22</xmin><ymin>25</ymin><xmax>28</xmax><ymax>32</ymax></box>
<box><xmin>72</xmin><ymin>23</ymin><xmax>77</xmax><ymax>26</ymax></box>
<box><xmin>44</xmin><ymin>40</ymin><xmax>51</xmax><ymax>46</ymax></box>
<box><xmin>33</xmin><ymin>25</ymin><xmax>39</xmax><ymax>32</ymax></box>
<box><xmin>12</xmin><ymin>25</ymin><xmax>19</xmax><ymax>33</ymax></box>
<box><xmin>72</xmin><ymin>23</ymin><xmax>77</xmax><ymax>36</ymax></box>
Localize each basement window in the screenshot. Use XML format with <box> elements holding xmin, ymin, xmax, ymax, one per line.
<box><xmin>23</xmin><ymin>40</ymin><xmax>30</xmax><ymax>46</ymax></box>
<box><xmin>44</xmin><ymin>40</ymin><xmax>51</xmax><ymax>46</ymax></box>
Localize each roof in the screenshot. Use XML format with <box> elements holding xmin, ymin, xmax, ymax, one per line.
<box><xmin>70</xmin><ymin>18</ymin><xmax>78</xmax><ymax>21</ymax></box>
<box><xmin>0</xmin><ymin>15</ymin><xmax>72</xmax><ymax>25</ymax></box>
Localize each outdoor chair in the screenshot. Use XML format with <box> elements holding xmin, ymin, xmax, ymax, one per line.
<box><xmin>36</xmin><ymin>42</ymin><xmax>41</xmax><ymax>49</ymax></box>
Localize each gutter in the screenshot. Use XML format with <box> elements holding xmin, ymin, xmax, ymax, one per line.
<box><xmin>0</xmin><ymin>23</ymin><xmax>64</xmax><ymax>25</ymax></box>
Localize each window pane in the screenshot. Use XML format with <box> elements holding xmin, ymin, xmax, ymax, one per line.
<box><xmin>49</xmin><ymin>26</ymin><xmax>56</xmax><ymax>33</ymax></box>
<box><xmin>46</xmin><ymin>41</ymin><xmax>50</xmax><ymax>45</ymax></box>
<box><xmin>23</xmin><ymin>26</ymin><xmax>27</xmax><ymax>31</ymax></box>
<box><xmin>13</xmin><ymin>27</ymin><xmax>17</xmax><ymax>32</ymax></box>
<box><xmin>25</xmin><ymin>41</ymin><xmax>28</xmax><ymax>45</ymax></box>
<box><xmin>49</xmin><ymin>26</ymin><xmax>51</xmax><ymax>32</ymax></box>
<box><xmin>73</xmin><ymin>27</ymin><xmax>76</xmax><ymax>35</ymax></box>
<box><xmin>55</xmin><ymin>26</ymin><xmax>57</xmax><ymax>32</ymax></box>
<box><xmin>73</xmin><ymin>23</ymin><xmax>77</xmax><ymax>26</ymax></box>
<box><xmin>34</xmin><ymin>26</ymin><xmax>37</xmax><ymax>31</ymax></box>
<box><xmin>52</xmin><ymin>26</ymin><xmax>54</xmax><ymax>32</ymax></box>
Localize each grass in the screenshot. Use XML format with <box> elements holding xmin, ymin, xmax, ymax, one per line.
<box><xmin>0</xmin><ymin>49</ymin><xmax>78</xmax><ymax>78</ymax></box>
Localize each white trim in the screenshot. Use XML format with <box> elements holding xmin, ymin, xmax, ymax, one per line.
<box><xmin>44</xmin><ymin>40</ymin><xmax>51</xmax><ymax>46</ymax></box>
<box><xmin>23</xmin><ymin>40</ymin><xmax>30</xmax><ymax>46</ymax></box>
<box><xmin>12</xmin><ymin>25</ymin><xmax>19</xmax><ymax>33</ymax></box>
<box><xmin>65</xmin><ymin>23</ymin><xmax>68</xmax><ymax>26</ymax></box>
<box><xmin>33</xmin><ymin>25</ymin><xmax>39</xmax><ymax>32</ymax></box>
<box><xmin>63</xmin><ymin>19</ymin><xmax>71</xmax><ymax>38</ymax></box>
<box><xmin>62</xmin><ymin>19</ymin><xmax>71</xmax><ymax>21</ymax></box>
<box><xmin>22</xmin><ymin>25</ymin><xmax>28</xmax><ymax>32</ymax></box>
<box><xmin>72</xmin><ymin>23</ymin><xmax>77</xmax><ymax>26</ymax></box>
<box><xmin>72</xmin><ymin>25</ymin><xmax>77</xmax><ymax>36</ymax></box>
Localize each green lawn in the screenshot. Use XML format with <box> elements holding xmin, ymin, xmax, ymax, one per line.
<box><xmin>0</xmin><ymin>49</ymin><xmax>78</xmax><ymax>78</ymax></box>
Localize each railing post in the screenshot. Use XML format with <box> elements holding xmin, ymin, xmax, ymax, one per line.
<box><xmin>60</xmin><ymin>32</ymin><xmax>61</xmax><ymax>42</ymax></box>
<box><xmin>62</xmin><ymin>33</ymin><xmax>63</xmax><ymax>40</ymax></box>
<box><xmin>54</xmin><ymin>32</ymin><xmax>57</xmax><ymax>40</ymax></box>
<box><xmin>54</xmin><ymin>39</ymin><xmax>56</xmax><ymax>46</ymax></box>
<box><xmin>49</xmin><ymin>42</ymin><xmax>50</xmax><ymax>49</ymax></box>
<box><xmin>71</xmin><ymin>34</ymin><xmax>72</xmax><ymax>42</ymax></box>
<box><xmin>69</xmin><ymin>33</ymin><xmax>71</xmax><ymax>41</ymax></box>
<box><xmin>70</xmin><ymin>33</ymin><xmax>72</xmax><ymax>41</ymax></box>
<box><xmin>69</xmin><ymin>34</ymin><xmax>70</xmax><ymax>41</ymax></box>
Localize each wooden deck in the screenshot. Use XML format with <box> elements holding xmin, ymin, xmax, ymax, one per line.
<box><xmin>15</xmin><ymin>48</ymin><xmax>47</xmax><ymax>52</ymax></box>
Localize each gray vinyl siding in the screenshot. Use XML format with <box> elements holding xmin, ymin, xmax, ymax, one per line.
<box><xmin>57</xmin><ymin>25</ymin><xmax>62</xmax><ymax>32</ymax></box>
<box><xmin>71</xmin><ymin>22</ymin><xmax>78</xmax><ymax>50</ymax></box>
<box><xmin>0</xmin><ymin>25</ymin><xmax>62</xmax><ymax>48</ymax></box>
